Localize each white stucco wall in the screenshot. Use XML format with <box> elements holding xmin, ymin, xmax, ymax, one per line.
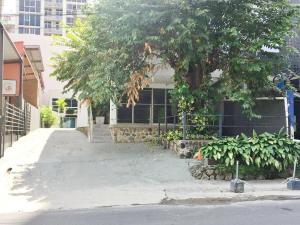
<box><xmin>77</xmin><ymin>100</ymin><xmax>89</xmax><ymax>128</ymax></box>
<box><xmin>29</xmin><ymin>104</ymin><xmax>40</xmax><ymax>131</ymax></box>
<box><xmin>9</xmin><ymin>34</ymin><xmax>73</xmax><ymax>106</ymax></box>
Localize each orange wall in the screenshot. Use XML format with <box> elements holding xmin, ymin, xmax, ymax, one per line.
<box><xmin>3</xmin><ymin>63</ymin><xmax>21</xmax><ymax>96</ymax></box>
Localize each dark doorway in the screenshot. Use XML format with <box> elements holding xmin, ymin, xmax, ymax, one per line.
<box><xmin>294</xmin><ymin>98</ymin><xmax>300</xmax><ymax>139</ymax></box>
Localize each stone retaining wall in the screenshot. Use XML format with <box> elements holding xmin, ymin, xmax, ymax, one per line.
<box><xmin>189</xmin><ymin>162</ymin><xmax>233</xmax><ymax>181</ymax></box>
<box><xmin>167</xmin><ymin>139</ymin><xmax>210</xmax><ymax>158</ymax></box>
<box><xmin>110</xmin><ymin>124</ymin><xmax>161</xmax><ymax>143</ymax></box>
<box><xmin>76</xmin><ymin>127</ymin><xmax>89</xmax><ymax>137</ymax></box>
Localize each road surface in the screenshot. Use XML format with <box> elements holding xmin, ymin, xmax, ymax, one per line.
<box><xmin>0</xmin><ymin>200</ymin><xmax>299</xmax><ymax>225</ymax></box>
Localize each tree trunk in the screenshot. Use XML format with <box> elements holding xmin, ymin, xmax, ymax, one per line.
<box><xmin>186</xmin><ymin>64</ymin><xmax>204</xmax><ymax>90</ymax></box>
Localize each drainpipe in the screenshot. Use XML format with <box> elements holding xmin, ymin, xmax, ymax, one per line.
<box><xmin>16</xmin><ymin>57</ymin><xmax>23</xmax><ymax>109</ymax></box>
<box><xmin>0</xmin><ymin>27</ymin><xmax>3</xmax><ymax>157</ymax></box>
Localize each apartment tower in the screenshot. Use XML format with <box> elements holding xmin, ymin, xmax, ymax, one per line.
<box><xmin>0</xmin><ymin>0</ymin><xmax>89</xmax><ymax>36</ymax></box>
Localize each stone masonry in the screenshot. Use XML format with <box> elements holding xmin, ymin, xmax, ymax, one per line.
<box><xmin>110</xmin><ymin>124</ymin><xmax>160</xmax><ymax>143</ymax></box>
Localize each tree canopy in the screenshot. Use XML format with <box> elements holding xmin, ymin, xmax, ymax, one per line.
<box><xmin>51</xmin><ymin>0</ymin><xmax>298</xmax><ymax>115</ymax></box>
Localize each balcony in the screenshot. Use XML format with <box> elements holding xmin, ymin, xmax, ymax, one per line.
<box><xmin>44</xmin><ymin>14</ymin><xmax>63</xmax><ymax>22</ymax></box>
<box><xmin>44</xmin><ymin>1</ymin><xmax>63</xmax><ymax>8</ymax></box>
<box><xmin>44</xmin><ymin>27</ymin><xmax>63</xmax><ymax>35</ymax></box>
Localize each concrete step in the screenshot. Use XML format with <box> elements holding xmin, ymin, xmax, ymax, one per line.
<box><xmin>92</xmin><ymin>132</ymin><xmax>111</xmax><ymax>136</ymax></box>
<box><xmin>93</xmin><ymin>131</ymin><xmax>111</xmax><ymax>134</ymax></box>
<box><xmin>91</xmin><ymin>124</ymin><xmax>113</xmax><ymax>143</ymax></box>
<box><xmin>93</xmin><ymin>136</ymin><xmax>111</xmax><ymax>139</ymax></box>
<box><xmin>92</xmin><ymin>140</ymin><xmax>114</xmax><ymax>144</ymax></box>
<box><xmin>92</xmin><ymin>137</ymin><xmax>113</xmax><ymax>143</ymax></box>
<box><xmin>93</xmin><ymin>125</ymin><xmax>110</xmax><ymax>128</ymax></box>
<box><xmin>93</xmin><ymin>127</ymin><xmax>110</xmax><ymax>130</ymax></box>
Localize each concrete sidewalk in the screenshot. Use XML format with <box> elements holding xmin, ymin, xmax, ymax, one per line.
<box><xmin>0</xmin><ymin>128</ymin><xmax>300</xmax><ymax>213</ymax></box>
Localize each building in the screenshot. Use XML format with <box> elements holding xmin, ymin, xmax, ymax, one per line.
<box><xmin>0</xmin><ymin>0</ymin><xmax>91</xmax><ymax>129</ymax></box>
<box><xmin>9</xmin><ymin>33</ymin><xmax>89</xmax><ymax>128</ymax></box>
<box><xmin>0</xmin><ymin>23</ymin><xmax>44</xmax><ymax>156</ymax></box>
<box><xmin>0</xmin><ymin>0</ymin><xmax>91</xmax><ymax>36</ymax></box>
<box><xmin>108</xmin><ymin>65</ymin><xmax>176</xmax><ymax>143</ymax></box>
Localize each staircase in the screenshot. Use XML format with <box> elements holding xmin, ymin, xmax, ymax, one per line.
<box><xmin>91</xmin><ymin>117</ymin><xmax>113</xmax><ymax>143</ymax></box>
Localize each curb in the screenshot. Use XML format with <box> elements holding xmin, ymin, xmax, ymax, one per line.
<box><xmin>160</xmin><ymin>195</ymin><xmax>300</xmax><ymax>205</ymax></box>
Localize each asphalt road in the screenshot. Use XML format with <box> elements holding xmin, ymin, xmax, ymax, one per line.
<box><xmin>1</xmin><ymin>200</ymin><xmax>300</xmax><ymax>225</ymax></box>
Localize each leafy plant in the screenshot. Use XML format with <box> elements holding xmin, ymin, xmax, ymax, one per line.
<box><xmin>56</xmin><ymin>98</ymin><xmax>67</xmax><ymax>114</ymax></box>
<box><xmin>166</xmin><ymin>130</ymin><xmax>182</xmax><ymax>142</ymax></box>
<box><xmin>202</xmin><ymin>130</ymin><xmax>300</xmax><ymax>172</ymax></box>
<box><xmin>40</xmin><ymin>106</ymin><xmax>58</xmax><ymax>128</ymax></box>
<box><xmin>55</xmin><ymin>98</ymin><xmax>67</xmax><ymax>128</ymax></box>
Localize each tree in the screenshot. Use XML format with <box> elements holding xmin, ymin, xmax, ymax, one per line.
<box><xmin>51</xmin><ymin>0</ymin><xmax>298</xmax><ymax>116</ymax></box>
<box><xmin>56</xmin><ymin>98</ymin><xmax>67</xmax><ymax>128</ymax></box>
<box><xmin>40</xmin><ymin>106</ymin><xmax>57</xmax><ymax>128</ymax></box>
<box><xmin>56</xmin><ymin>98</ymin><xmax>67</xmax><ymax>114</ymax></box>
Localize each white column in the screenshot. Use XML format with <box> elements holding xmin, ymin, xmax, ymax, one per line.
<box><xmin>110</xmin><ymin>100</ymin><xmax>117</xmax><ymax>125</ymax></box>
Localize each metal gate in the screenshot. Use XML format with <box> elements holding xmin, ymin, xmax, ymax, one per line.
<box><xmin>0</xmin><ymin>101</ymin><xmax>31</xmax><ymax>158</ymax></box>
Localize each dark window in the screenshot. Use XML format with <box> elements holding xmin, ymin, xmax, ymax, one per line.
<box><xmin>72</xmin><ymin>99</ymin><xmax>78</xmax><ymax>107</ymax></box>
<box><xmin>117</xmin><ymin>104</ymin><xmax>132</xmax><ymax>123</ymax></box>
<box><xmin>19</xmin><ymin>27</ymin><xmax>24</xmax><ymax>33</ymax></box>
<box><xmin>153</xmin><ymin>105</ymin><xmax>165</xmax><ymax>123</ymax></box>
<box><xmin>35</xmin><ymin>28</ymin><xmax>40</xmax><ymax>35</ymax></box>
<box><xmin>66</xmin><ymin>17</ymin><xmax>74</xmax><ymax>25</ymax></box>
<box><xmin>36</xmin><ymin>1</ymin><xmax>41</xmax><ymax>12</ymax></box>
<box><xmin>52</xmin><ymin>98</ymin><xmax>58</xmax><ymax>112</ymax></box>
<box><xmin>65</xmin><ymin>99</ymin><xmax>71</xmax><ymax>107</ymax></box>
<box><xmin>117</xmin><ymin>88</ymin><xmax>175</xmax><ymax>124</ymax></box>
<box><xmin>45</xmin><ymin>8</ymin><xmax>52</xmax><ymax>15</ymax></box>
<box><xmin>19</xmin><ymin>0</ymin><xmax>25</xmax><ymax>11</ymax></box>
<box><xmin>19</xmin><ymin>14</ymin><xmax>24</xmax><ymax>25</ymax></box>
<box><xmin>134</xmin><ymin>105</ymin><xmax>150</xmax><ymax>123</ymax></box>
<box><xmin>138</xmin><ymin>89</ymin><xmax>151</xmax><ymax>104</ymax></box>
<box><xmin>153</xmin><ymin>89</ymin><xmax>165</xmax><ymax>104</ymax></box>
<box><xmin>56</xmin><ymin>9</ymin><xmax>63</xmax><ymax>16</ymax></box>
<box><xmin>45</xmin><ymin>21</ymin><xmax>51</xmax><ymax>28</ymax></box>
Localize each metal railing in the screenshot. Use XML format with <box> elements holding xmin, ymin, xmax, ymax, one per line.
<box><xmin>158</xmin><ymin>113</ymin><xmax>289</xmax><ymax>139</ymax></box>
<box><xmin>3</xmin><ymin>101</ymin><xmax>31</xmax><ymax>150</ymax></box>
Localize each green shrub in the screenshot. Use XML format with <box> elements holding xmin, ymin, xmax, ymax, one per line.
<box><xmin>40</xmin><ymin>106</ymin><xmax>58</xmax><ymax>128</ymax></box>
<box><xmin>165</xmin><ymin>130</ymin><xmax>201</xmax><ymax>141</ymax></box>
<box><xmin>166</xmin><ymin>130</ymin><xmax>182</xmax><ymax>141</ymax></box>
<box><xmin>202</xmin><ymin>130</ymin><xmax>300</xmax><ymax>171</ymax></box>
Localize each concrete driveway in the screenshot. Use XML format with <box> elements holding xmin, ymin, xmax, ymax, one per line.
<box><xmin>2</xmin><ymin>129</ymin><xmax>296</xmax><ymax>214</ymax></box>
<box><xmin>0</xmin><ymin>128</ymin><xmax>205</xmax><ymax>213</ymax></box>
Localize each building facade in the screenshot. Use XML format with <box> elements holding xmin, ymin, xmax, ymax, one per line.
<box><xmin>0</xmin><ymin>0</ymin><xmax>91</xmax><ymax>36</ymax></box>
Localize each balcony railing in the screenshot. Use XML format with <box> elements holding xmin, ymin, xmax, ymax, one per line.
<box><xmin>44</xmin><ymin>14</ymin><xmax>63</xmax><ymax>21</ymax></box>
<box><xmin>44</xmin><ymin>27</ymin><xmax>63</xmax><ymax>35</ymax></box>
<box><xmin>44</xmin><ymin>1</ymin><xmax>63</xmax><ymax>8</ymax></box>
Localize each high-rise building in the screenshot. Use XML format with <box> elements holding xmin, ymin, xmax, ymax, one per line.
<box><xmin>0</xmin><ymin>0</ymin><xmax>91</xmax><ymax>36</ymax></box>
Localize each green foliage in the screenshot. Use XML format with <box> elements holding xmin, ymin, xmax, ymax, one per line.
<box><xmin>56</xmin><ymin>98</ymin><xmax>67</xmax><ymax>113</ymax></box>
<box><xmin>202</xmin><ymin>130</ymin><xmax>300</xmax><ymax>171</ymax></box>
<box><xmin>166</xmin><ymin>130</ymin><xmax>183</xmax><ymax>141</ymax></box>
<box><xmin>215</xmin><ymin>164</ymin><xmax>292</xmax><ymax>180</ymax></box>
<box><xmin>51</xmin><ymin>0</ymin><xmax>298</xmax><ymax>113</ymax></box>
<box><xmin>40</xmin><ymin>106</ymin><xmax>58</xmax><ymax>128</ymax></box>
<box><xmin>166</xmin><ymin>129</ymin><xmax>215</xmax><ymax>141</ymax></box>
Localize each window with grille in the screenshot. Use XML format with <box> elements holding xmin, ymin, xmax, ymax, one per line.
<box><xmin>117</xmin><ymin>88</ymin><xmax>175</xmax><ymax>124</ymax></box>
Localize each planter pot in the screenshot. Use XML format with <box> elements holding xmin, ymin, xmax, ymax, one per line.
<box><xmin>96</xmin><ymin>116</ymin><xmax>105</xmax><ymax>124</ymax></box>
